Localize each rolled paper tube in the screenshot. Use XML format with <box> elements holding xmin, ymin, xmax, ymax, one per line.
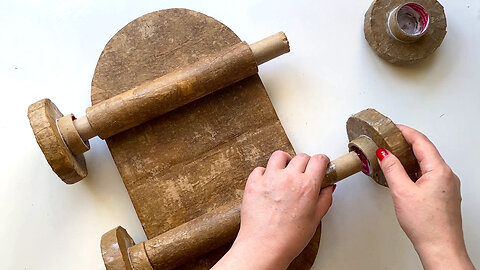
<box><xmin>76</xmin><ymin>32</ymin><xmax>289</xmax><ymax>141</ymax></box>
<box><xmin>323</xmin><ymin>151</ymin><xmax>363</xmax><ymax>186</ymax></box>
<box><xmin>250</xmin><ymin>32</ymin><xmax>289</xmax><ymax>65</ymax></box>
<box><xmin>124</xmin><ymin>152</ymin><xmax>363</xmax><ymax>269</ymax></box>
<box><xmin>129</xmin><ymin>242</ymin><xmax>153</xmax><ymax>270</ymax></box>
<box><xmin>73</xmin><ymin>115</ymin><xmax>96</xmax><ymax>142</ymax></box>
<box><xmin>126</xmin><ymin>204</ymin><xmax>241</xmax><ymax>270</ymax></box>
<box><xmin>86</xmin><ymin>42</ymin><xmax>257</xmax><ymax>139</ymax></box>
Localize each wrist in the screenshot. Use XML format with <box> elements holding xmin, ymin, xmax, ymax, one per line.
<box><xmin>415</xmin><ymin>241</ymin><xmax>474</xmax><ymax>270</ymax></box>
<box><xmin>225</xmin><ymin>237</ymin><xmax>292</xmax><ymax>270</ymax></box>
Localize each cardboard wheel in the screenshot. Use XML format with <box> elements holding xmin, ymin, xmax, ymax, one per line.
<box><xmin>364</xmin><ymin>0</ymin><xmax>447</xmax><ymax>64</ymax></box>
<box><xmin>27</xmin><ymin>99</ymin><xmax>87</xmax><ymax>184</ymax></box>
<box><xmin>346</xmin><ymin>109</ymin><xmax>420</xmax><ymax>186</ymax></box>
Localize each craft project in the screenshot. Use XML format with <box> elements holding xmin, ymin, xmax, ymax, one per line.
<box><xmin>100</xmin><ymin>108</ymin><xmax>420</xmax><ymax>269</ymax></box>
<box><xmin>364</xmin><ymin>0</ymin><xmax>447</xmax><ymax>64</ymax></box>
<box><xmin>28</xmin><ymin>8</ymin><xmax>322</xmax><ymax>269</ymax></box>
<box><xmin>28</xmin><ymin>8</ymin><xmax>421</xmax><ymax>270</ymax></box>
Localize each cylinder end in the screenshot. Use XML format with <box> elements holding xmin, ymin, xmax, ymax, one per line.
<box><xmin>250</xmin><ymin>32</ymin><xmax>290</xmax><ymax>65</ymax></box>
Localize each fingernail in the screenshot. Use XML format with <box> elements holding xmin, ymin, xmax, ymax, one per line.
<box><xmin>332</xmin><ymin>184</ymin><xmax>337</xmax><ymax>193</ymax></box>
<box><xmin>376</xmin><ymin>148</ymin><xmax>389</xmax><ymax>161</ymax></box>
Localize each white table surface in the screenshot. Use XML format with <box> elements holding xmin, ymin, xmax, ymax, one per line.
<box><xmin>1</xmin><ymin>0</ymin><xmax>479</xmax><ymax>269</ymax></box>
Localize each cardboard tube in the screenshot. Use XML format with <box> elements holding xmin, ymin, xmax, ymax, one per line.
<box><xmin>72</xmin><ymin>33</ymin><xmax>289</xmax><ymax>140</ymax></box>
<box><xmin>323</xmin><ymin>151</ymin><xmax>363</xmax><ymax>187</ymax></box>
<box><xmin>387</xmin><ymin>3</ymin><xmax>430</xmax><ymax>43</ymax></box>
<box><xmin>86</xmin><ymin>42</ymin><xmax>257</xmax><ymax>139</ymax></box>
<box><xmin>129</xmin><ymin>242</ymin><xmax>153</xmax><ymax>270</ymax></box>
<box><xmin>123</xmin><ymin>152</ymin><xmax>362</xmax><ymax>269</ymax></box>
<box><xmin>126</xmin><ymin>204</ymin><xmax>241</xmax><ymax>270</ymax></box>
<box><xmin>250</xmin><ymin>32</ymin><xmax>290</xmax><ymax>65</ymax></box>
<box><xmin>73</xmin><ymin>115</ymin><xmax>96</xmax><ymax>142</ymax></box>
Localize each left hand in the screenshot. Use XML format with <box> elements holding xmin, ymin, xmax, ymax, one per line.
<box><xmin>212</xmin><ymin>151</ymin><xmax>335</xmax><ymax>270</ymax></box>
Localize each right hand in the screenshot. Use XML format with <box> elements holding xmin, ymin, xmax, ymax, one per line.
<box><xmin>376</xmin><ymin>125</ymin><xmax>475</xmax><ymax>270</ymax></box>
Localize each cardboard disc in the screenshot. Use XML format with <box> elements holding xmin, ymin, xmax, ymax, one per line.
<box><xmin>364</xmin><ymin>0</ymin><xmax>447</xmax><ymax>64</ymax></box>
<box><xmin>101</xmin><ymin>227</ymin><xmax>135</xmax><ymax>270</ymax></box>
<box><xmin>346</xmin><ymin>109</ymin><xmax>420</xmax><ymax>186</ymax></box>
<box><xmin>27</xmin><ymin>99</ymin><xmax>87</xmax><ymax>184</ymax></box>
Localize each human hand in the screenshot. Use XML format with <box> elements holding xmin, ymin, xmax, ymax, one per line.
<box><xmin>212</xmin><ymin>151</ymin><xmax>335</xmax><ymax>270</ymax></box>
<box><xmin>377</xmin><ymin>125</ymin><xmax>475</xmax><ymax>270</ymax></box>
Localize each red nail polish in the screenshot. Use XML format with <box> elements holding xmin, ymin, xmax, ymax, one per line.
<box><xmin>376</xmin><ymin>148</ymin><xmax>389</xmax><ymax>161</ymax></box>
<box><xmin>332</xmin><ymin>184</ymin><xmax>337</xmax><ymax>193</ymax></box>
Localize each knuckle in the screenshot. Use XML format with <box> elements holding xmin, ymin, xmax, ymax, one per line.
<box><xmin>249</xmin><ymin>167</ymin><xmax>262</xmax><ymax>177</ymax></box>
<box><xmin>247</xmin><ymin>167</ymin><xmax>265</xmax><ymax>183</ymax></box>
<box><xmin>300</xmin><ymin>182</ymin><xmax>313</xmax><ymax>192</ymax></box>
<box><xmin>272</xmin><ymin>150</ymin><xmax>290</xmax><ymax>159</ymax></box>
<box><xmin>293</xmin><ymin>153</ymin><xmax>310</xmax><ymax>163</ymax></box>
<box><xmin>303</xmin><ymin>177</ymin><xmax>316</xmax><ymax>188</ymax></box>
<box><xmin>312</xmin><ymin>154</ymin><xmax>329</xmax><ymax>164</ymax></box>
<box><xmin>273</xmin><ymin>150</ymin><xmax>285</xmax><ymax>155</ymax></box>
<box><xmin>253</xmin><ymin>166</ymin><xmax>264</xmax><ymax>173</ymax></box>
<box><xmin>292</xmin><ymin>153</ymin><xmax>310</xmax><ymax>162</ymax></box>
<box><xmin>301</xmin><ymin>182</ymin><xmax>316</xmax><ymax>196</ymax></box>
<box><xmin>296</xmin><ymin>153</ymin><xmax>310</xmax><ymax>159</ymax></box>
<box><xmin>439</xmin><ymin>165</ymin><xmax>454</xmax><ymax>178</ymax></box>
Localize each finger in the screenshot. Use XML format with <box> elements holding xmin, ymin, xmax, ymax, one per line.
<box><xmin>397</xmin><ymin>124</ymin><xmax>445</xmax><ymax>174</ymax></box>
<box><xmin>266</xmin><ymin>150</ymin><xmax>292</xmax><ymax>171</ymax></box>
<box><xmin>249</xmin><ymin>166</ymin><xmax>265</xmax><ymax>178</ymax></box>
<box><xmin>305</xmin><ymin>154</ymin><xmax>330</xmax><ymax>193</ymax></box>
<box><xmin>245</xmin><ymin>167</ymin><xmax>265</xmax><ymax>188</ymax></box>
<box><xmin>376</xmin><ymin>148</ymin><xmax>415</xmax><ymax>191</ymax></box>
<box><xmin>287</xmin><ymin>153</ymin><xmax>311</xmax><ymax>173</ymax></box>
<box><xmin>316</xmin><ymin>185</ymin><xmax>334</xmax><ymax>222</ymax></box>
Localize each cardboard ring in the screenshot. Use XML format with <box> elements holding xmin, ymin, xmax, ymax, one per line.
<box><xmin>58</xmin><ymin>114</ymin><xmax>90</xmax><ymax>155</ymax></box>
<box><xmin>364</xmin><ymin>0</ymin><xmax>447</xmax><ymax>64</ymax></box>
<box><xmin>348</xmin><ymin>135</ymin><xmax>379</xmax><ymax>176</ymax></box>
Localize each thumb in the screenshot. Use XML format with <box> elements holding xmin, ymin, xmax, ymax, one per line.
<box><xmin>376</xmin><ymin>148</ymin><xmax>414</xmax><ymax>191</ymax></box>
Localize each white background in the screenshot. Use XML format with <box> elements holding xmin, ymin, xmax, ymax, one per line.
<box><xmin>1</xmin><ymin>0</ymin><xmax>479</xmax><ymax>269</ymax></box>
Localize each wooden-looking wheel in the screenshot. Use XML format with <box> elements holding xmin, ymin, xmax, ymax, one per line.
<box><xmin>346</xmin><ymin>108</ymin><xmax>420</xmax><ymax>186</ymax></box>
<box><xmin>27</xmin><ymin>99</ymin><xmax>87</xmax><ymax>184</ymax></box>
